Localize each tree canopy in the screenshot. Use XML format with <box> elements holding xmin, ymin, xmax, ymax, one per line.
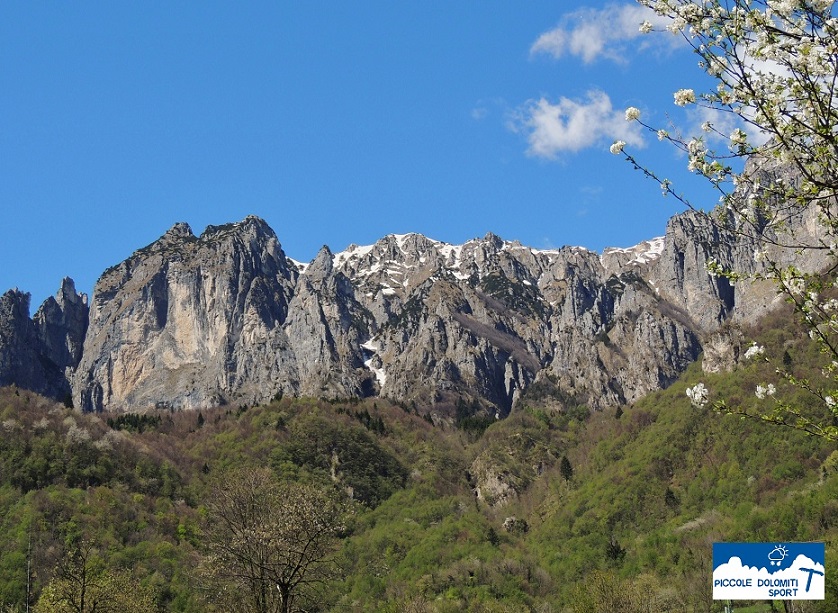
<box><xmin>199</xmin><ymin>467</ymin><xmax>345</xmax><ymax>613</ymax></box>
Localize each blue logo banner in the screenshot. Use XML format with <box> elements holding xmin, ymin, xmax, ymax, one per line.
<box><xmin>713</xmin><ymin>542</ymin><xmax>825</xmax><ymax>600</ymax></box>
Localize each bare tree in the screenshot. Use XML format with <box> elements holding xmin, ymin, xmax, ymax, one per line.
<box><xmin>199</xmin><ymin>467</ymin><xmax>345</xmax><ymax>613</ymax></box>
<box><xmin>34</xmin><ymin>540</ymin><xmax>156</xmax><ymax>613</ymax></box>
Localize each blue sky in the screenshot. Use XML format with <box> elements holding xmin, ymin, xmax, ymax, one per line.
<box><xmin>2</xmin><ymin>2</ymin><xmax>722</xmax><ymax>306</ymax></box>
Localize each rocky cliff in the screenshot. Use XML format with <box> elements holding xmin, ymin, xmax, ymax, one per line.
<box><xmin>0</xmin><ymin>190</ymin><xmax>824</xmax><ymax>415</ymax></box>
<box><xmin>73</xmin><ymin>217</ymin><xmax>298</xmax><ymax>412</ymax></box>
<box><xmin>0</xmin><ymin>278</ymin><xmax>88</xmax><ymax>401</ymax></box>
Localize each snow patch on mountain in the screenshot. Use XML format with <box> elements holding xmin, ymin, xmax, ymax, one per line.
<box><xmin>333</xmin><ymin>243</ymin><xmax>375</xmax><ymax>268</ymax></box>
<box><xmin>601</xmin><ymin>237</ymin><xmax>665</xmax><ymax>267</ymax></box>
<box><xmin>288</xmin><ymin>258</ymin><xmax>309</xmax><ymax>273</ymax></box>
<box><xmin>360</xmin><ymin>339</ymin><xmax>387</xmax><ymax>386</ymax></box>
<box><xmin>324</xmin><ymin>232</ymin><xmax>666</xmax><ymax>295</ymax></box>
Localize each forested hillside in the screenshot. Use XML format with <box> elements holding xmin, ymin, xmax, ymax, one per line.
<box><xmin>0</xmin><ymin>300</ymin><xmax>835</xmax><ymax>612</ymax></box>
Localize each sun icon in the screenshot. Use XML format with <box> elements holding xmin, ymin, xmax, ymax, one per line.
<box><xmin>768</xmin><ymin>545</ymin><xmax>789</xmax><ymax>566</ymax></box>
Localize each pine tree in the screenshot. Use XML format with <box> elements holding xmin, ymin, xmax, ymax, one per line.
<box><xmin>560</xmin><ymin>455</ymin><xmax>573</xmax><ymax>483</ymax></box>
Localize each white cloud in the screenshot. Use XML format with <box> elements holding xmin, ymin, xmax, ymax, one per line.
<box><xmin>531</xmin><ymin>4</ymin><xmax>673</xmax><ymax>64</ymax></box>
<box><xmin>513</xmin><ymin>90</ymin><xmax>645</xmax><ymax>159</ymax></box>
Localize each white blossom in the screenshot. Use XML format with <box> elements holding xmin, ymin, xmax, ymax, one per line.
<box><xmin>625</xmin><ymin>106</ymin><xmax>641</xmax><ymax>121</ymax></box>
<box><xmin>673</xmin><ymin>88</ymin><xmax>696</xmax><ymax>106</ymax></box>
<box><xmin>686</xmin><ymin>382</ymin><xmax>710</xmax><ymax>408</ymax></box>
<box><xmin>822</xmin><ymin>298</ymin><xmax>838</xmax><ymax>312</ymax></box>
<box><xmin>94</xmin><ymin>437</ymin><xmax>113</xmax><ymax>451</ymax></box>
<box><xmin>610</xmin><ymin>140</ymin><xmax>626</xmax><ymax>155</ymax></box>
<box><xmin>744</xmin><ymin>343</ymin><xmax>765</xmax><ymax>359</ymax></box>
<box><xmin>639</xmin><ymin>20</ymin><xmax>654</xmax><ymax>34</ymax></box>
<box><xmin>755</xmin><ymin>384</ymin><xmax>776</xmax><ymax>399</ymax></box>
<box><xmin>667</xmin><ymin>17</ymin><xmax>687</xmax><ymax>34</ymax></box>
<box><xmin>730</xmin><ymin>128</ymin><xmax>748</xmax><ymax>146</ymax></box>
<box><xmin>768</xmin><ymin>0</ymin><xmax>796</xmax><ymax>16</ymax></box>
<box><xmin>786</xmin><ymin>277</ymin><xmax>806</xmax><ymax>295</ymax></box>
<box><xmin>657</xmin><ymin>129</ymin><xmax>668</xmax><ymax>140</ymax></box>
<box><xmin>687</xmin><ymin>138</ymin><xmax>704</xmax><ymax>155</ymax></box>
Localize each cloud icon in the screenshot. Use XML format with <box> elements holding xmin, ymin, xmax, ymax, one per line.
<box><xmin>768</xmin><ymin>545</ymin><xmax>789</xmax><ymax>566</ymax></box>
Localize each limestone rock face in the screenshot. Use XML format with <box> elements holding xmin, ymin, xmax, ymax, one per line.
<box><xmin>471</xmin><ymin>452</ymin><xmax>519</xmax><ymax>507</ymax></box>
<box><xmin>646</xmin><ymin>211</ymin><xmax>740</xmax><ymax>332</ymax></box>
<box><xmin>74</xmin><ymin>217</ymin><xmax>298</xmax><ymax>411</ymax></box>
<box><xmin>0</xmin><ymin>280</ymin><xmax>88</xmax><ymax>401</ymax></box>
<box><xmin>282</xmin><ymin>245</ymin><xmax>375</xmax><ymax>399</ymax></box>
<box><xmin>0</xmin><ymin>290</ymin><xmax>45</xmax><ymax>393</ymax></box>
<box><xmin>34</xmin><ymin>277</ymin><xmax>89</xmax><ymax>376</ymax></box>
<box><xmin>67</xmin><ymin>220</ymin><xmax>702</xmax><ymax>414</ymax></box>
<box><xmin>1</xmin><ymin>169</ymin><xmax>828</xmax><ymax>415</ymax></box>
<box><xmin>321</xmin><ymin>232</ymin><xmax>704</xmax><ymax>414</ymax></box>
<box><xmin>701</xmin><ymin>326</ymin><xmax>744</xmax><ymax>374</ymax></box>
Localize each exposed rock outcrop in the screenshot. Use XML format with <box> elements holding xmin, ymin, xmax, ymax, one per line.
<box><xmin>1</xmin><ymin>160</ymin><xmax>829</xmax><ymax>414</ymax></box>
<box><xmin>34</xmin><ymin>277</ymin><xmax>89</xmax><ymax>376</ymax></box>
<box><xmin>73</xmin><ymin>217</ymin><xmax>298</xmax><ymax>411</ymax></box>
<box><xmin>0</xmin><ymin>279</ymin><xmax>88</xmax><ymax>401</ymax></box>
<box><xmin>63</xmin><ymin>218</ymin><xmax>716</xmax><ymax>413</ymax></box>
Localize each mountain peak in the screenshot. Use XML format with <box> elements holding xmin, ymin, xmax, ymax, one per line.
<box><xmin>481</xmin><ymin>231</ymin><xmax>505</xmax><ymax>249</ymax></box>
<box><xmin>309</xmin><ymin>245</ymin><xmax>335</xmax><ymax>276</ymax></box>
<box><xmin>1</xmin><ymin>288</ymin><xmax>31</xmax><ymax>320</ymax></box>
<box><xmin>57</xmin><ymin>277</ymin><xmax>87</xmax><ymax>306</ymax></box>
<box><xmin>163</xmin><ymin>222</ymin><xmax>195</xmax><ymax>241</ymax></box>
<box><xmin>239</xmin><ymin>215</ymin><xmax>272</xmax><ymax>232</ymax></box>
<box><xmin>200</xmin><ymin>215</ymin><xmax>275</xmax><ymax>241</ymax></box>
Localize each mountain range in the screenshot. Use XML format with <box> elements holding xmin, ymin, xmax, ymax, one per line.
<box><xmin>0</xmin><ymin>163</ymin><xmax>822</xmax><ymax>416</ymax></box>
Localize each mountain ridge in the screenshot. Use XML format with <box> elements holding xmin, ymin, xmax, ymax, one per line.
<box><xmin>0</xmin><ymin>186</ymin><xmax>822</xmax><ymax>415</ymax></box>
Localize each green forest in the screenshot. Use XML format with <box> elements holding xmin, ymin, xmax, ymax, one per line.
<box><xmin>1</xmin><ymin>302</ymin><xmax>836</xmax><ymax>612</ymax></box>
